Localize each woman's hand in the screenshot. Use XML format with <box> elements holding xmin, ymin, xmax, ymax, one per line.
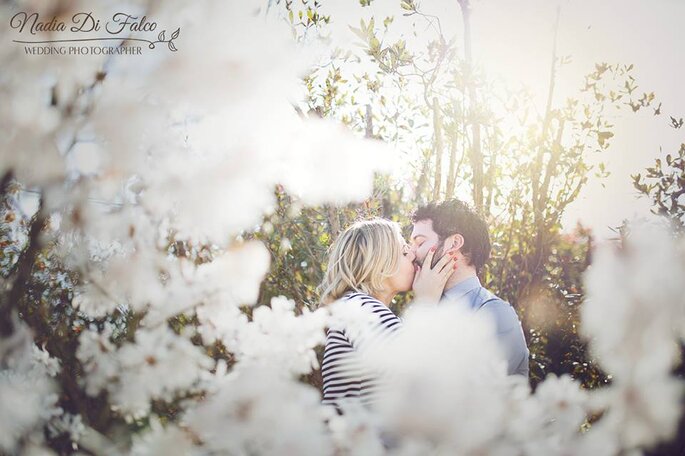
<box><xmin>412</xmin><ymin>246</ymin><xmax>457</xmax><ymax>305</ymax></box>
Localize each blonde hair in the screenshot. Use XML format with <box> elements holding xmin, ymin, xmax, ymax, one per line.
<box><xmin>319</xmin><ymin>218</ymin><xmax>405</xmax><ymax>304</ymax></box>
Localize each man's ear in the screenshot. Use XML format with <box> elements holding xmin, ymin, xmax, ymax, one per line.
<box><xmin>447</xmin><ymin>234</ymin><xmax>465</xmax><ymax>251</ymax></box>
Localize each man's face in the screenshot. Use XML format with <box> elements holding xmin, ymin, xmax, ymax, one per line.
<box><xmin>409</xmin><ymin>219</ymin><xmax>442</xmax><ymax>267</ymax></box>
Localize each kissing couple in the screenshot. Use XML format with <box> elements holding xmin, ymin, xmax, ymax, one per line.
<box><xmin>318</xmin><ymin>199</ymin><xmax>530</xmax><ymax>412</ymax></box>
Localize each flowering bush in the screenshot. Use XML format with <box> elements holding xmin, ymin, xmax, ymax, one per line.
<box><xmin>1</xmin><ymin>1</ymin><xmax>683</xmax><ymax>455</ymax></box>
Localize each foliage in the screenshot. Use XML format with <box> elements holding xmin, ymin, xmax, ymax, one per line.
<box><xmin>633</xmin><ymin>142</ymin><xmax>685</xmax><ymax>233</ymax></box>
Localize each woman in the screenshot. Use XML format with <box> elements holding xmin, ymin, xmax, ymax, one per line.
<box><xmin>318</xmin><ymin>218</ymin><xmax>456</xmax><ymax>411</ymax></box>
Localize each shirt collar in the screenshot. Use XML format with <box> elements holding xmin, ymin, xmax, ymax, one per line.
<box><xmin>443</xmin><ymin>276</ymin><xmax>482</xmax><ymax>301</ymax></box>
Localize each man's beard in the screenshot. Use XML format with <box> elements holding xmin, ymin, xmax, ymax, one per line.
<box><xmin>416</xmin><ymin>239</ymin><xmax>448</xmax><ymax>269</ymax></box>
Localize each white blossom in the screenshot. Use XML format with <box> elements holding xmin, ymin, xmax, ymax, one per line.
<box><xmin>234</xmin><ymin>296</ymin><xmax>328</xmax><ymax>376</ymax></box>
<box><xmin>31</xmin><ymin>344</ymin><xmax>61</xmax><ymax>377</ymax></box>
<box><xmin>325</xmin><ymin>402</ymin><xmax>386</xmax><ymax>456</ymax></box>
<box><xmin>115</xmin><ymin>327</ymin><xmax>213</xmax><ymax>418</ymax></box>
<box><xmin>78</xmin><ymin>324</ymin><xmax>213</xmax><ymax>418</ymax></box>
<box><xmin>582</xmin><ymin>223</ymin><xmax>685</xmax><ymax>449</ymax></box>
<box><xmin>582</xmin><ymin>223</ymin><xmax>685</xmax><ymax>377</ymax></box>
<box><xmin>591</xmin><ymin>378</ymin><xmax>684</xmax><ymax>450</ymax></box>
<box><xmin>76</xmin><ymin>324</ymin><xmax>119</xmax><ymax>396</ymax></box>
<box><xmin>184</xmin><ymin>365</ymin><xmax>331</xmax><ymax>455</ymax></box>
<box><xmin>0</xmin><ymin>320</ymin><xmax>61</xmax><ymax>453</ymax></box>
<box><xmin>365</xmin><ymin>304</ymin><xmax>513</xmax><ymax>453</ymax></box>
<box><xmin>47</xmin><ymin>413</ymin><xmax>86</xmax><ymax>443</ymax></box>
<box><xmin>72</xmin><ymin>282</ymin><xmax>120</xmax><ymax>318</ymax></box>
<box><xmin>131</xmin><ymin>416</ymin><xmax>195</xmax><ymax>456</ymax></box>
<box><xmin>518</xmin><ymin>374</ymin><xmax>590</xmax><ymax>455</ymax></box>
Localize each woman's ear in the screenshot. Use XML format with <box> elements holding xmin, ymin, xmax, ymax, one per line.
<box><xmin>447</xmin><ymin>234</ymin><xmax>465</xmax><ymax>251</ymax></box>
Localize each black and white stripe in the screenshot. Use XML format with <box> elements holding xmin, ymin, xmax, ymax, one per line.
<box><xmin>321</xmin><ymin>292</ymin><xmax>402</xmax><ymax>410</ymax></box>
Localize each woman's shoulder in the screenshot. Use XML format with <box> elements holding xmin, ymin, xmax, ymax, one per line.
<box><xmin>342</xmin><ymin>291</ymin><xmax>388</xmax><ymax>309</ymax></box>
<box><xmin>337</xmin><ymin>293</ymin><xmax>402</xmax><ymax>350</ymax></box>
<box><xmin>342</xmin><ymin>291</ymin><xmax>401</xmax><ymax>329</ymax></box>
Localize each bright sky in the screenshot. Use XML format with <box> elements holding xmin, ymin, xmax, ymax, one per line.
<box><xmin>319</xmin><ymin>0</ymin><xmax>683</xmax><ymax>239</ymax></box>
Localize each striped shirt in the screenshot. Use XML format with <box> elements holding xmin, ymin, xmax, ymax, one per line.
<box><xmin>321</xmin><ymin>292</ymin><xmax>402</xmax><ymax>411</ymax></box>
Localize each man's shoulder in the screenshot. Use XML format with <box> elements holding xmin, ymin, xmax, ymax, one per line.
<box><xmin>475</xmin><ymin>290</ymin><xmax>522</xmax><ymax>333</ymax></box>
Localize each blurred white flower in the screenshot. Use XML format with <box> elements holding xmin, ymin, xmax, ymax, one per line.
<box><xmin>277</xmin><ymin>119</ymin><xmax>392</xmax><ymax>206</ymax></box>
<box><xmin>534</xmin><ymin>374</ymin><xmax>589</xmax><ymax>434</ymax></box>
<box><xmin>515</xmin><ymin>374</ymin><xmax>590</xmax><ymax>455</ymax></box>
<box><xmin>366</xmin><ymin>304</ymin><xmax>511</xmax><ymax>452</ymax></box>
<box><xmin>0</xmin><ymin>320</ymin><xmax>61</xmax><ymax>453</ymax></box>
<box><xmin>77</xmin><ymin>324</ymin><xmax>118</xmax><ymax>396</ymax></box>
<box><xmin>567</xmin><ymin>428</ymin><xmax>620</xmax><ymax>456</ymax></box>
<box><xmin>325</xmin><ymin>403</ymin><xmax>386</xmax><ymax>456</ymax></box>
<box><xmin>78</xmin><ymin>324</ymin><xmax>213</xmax><ymax>418</ymax></box>
<box><xmin>89</xmin><ymin>76</ymin><xmax>178</xmax><ymax>181</ymax></box>
<box><xmin>184</xmin><ymin>365</ymin><xmax>331</xmax><ymax>455</ymax></box>
<box><xmin>47</xmin><ymin>412</ymin><xmax>85</xmax><ymax>443</ymax></box>
<box><xmin>76</xmin><ymin>0</ymin><xmax>391</xmax><ymax>245</ymax></box>
<box><xmin>111</xmin><ymin>326</ymin><xmax>214</xmax><ymax>418</ymax></box>
<box><xmin>582</xmin><ymin>222</ymin><xmax>685</xmax><ymax>450</ymax></box>
<box><xmin>583</xmin><ymin>223</ymin><xmax>685</xmax><ymax>377</ymax></box>
<box><xmin>235</xmin><ymin>296</ymin><xmax>328</xmax><ymax>376</ymax></box>
<box><xmin>146</xmin><ymin>0</ymin><xmax>306</xmax><ymax>110</ymax></box>
<box><xmin>592</xmin><ymin>378</ymin><xmax>684</xmax><ymax>450</ymax></box>
<box><xmin>0</xmin><ymin>0</ymin><xmax>145</xmax><ymax>187</ymax></box>
<box><xmin>65</xmin><ymin>141</ymin><xmax>104</xmax><ymax>177</ymax></box>
<box><xmin>192</xmin><ymin>241</ymin><xmax>271</xmax><ymax>307</ymax></box>
<box><xmin>183</xmin><ymin>241</ymin><xmax>271</xmax><ymax>337</ymax></box>
<box><xmin>72</xmin><ymin>282</ymin><xmax>120</xmax><ymax>318</ymax></box>
<box><xmin>31</xmin><ymin>344</ymin><xmax>61</xmax><ymax>377</ymax></box>
<box><xmin>131</xmin><ymin>416</ymin><xmax>195</xmax><ymax>456</ymax></box>
<box><xmin>196</xmin><ymin>301</ymin><xmax>249</xmax><ymax>349</ymax></box>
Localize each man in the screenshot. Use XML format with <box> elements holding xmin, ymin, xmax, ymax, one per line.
<box><xmin>409</xmin><ymin>199</ymin><xmax>530</xmax><ymax>377</ymax></box>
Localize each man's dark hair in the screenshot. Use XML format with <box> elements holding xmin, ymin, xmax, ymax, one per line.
<box><xmin>412</xmin><ymin>199</ymin><xmax>491</xmax><ymax>271</ymax></box>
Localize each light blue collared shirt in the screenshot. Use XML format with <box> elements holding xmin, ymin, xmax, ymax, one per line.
<box><xmin>442</xmin><ymin>276</ymin><xmax>529</xmax><ymax>377</ymax></box>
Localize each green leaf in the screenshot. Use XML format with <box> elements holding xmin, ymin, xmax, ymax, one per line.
<box><xmin>369</xmin><ymin>36</ymin><xmax>380</xmax><ymax>52</ymax></box>
<box><xmin>597</xmin><ymin>131</ymin><xmax>614</xmax><ymax>147</ymax></box>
